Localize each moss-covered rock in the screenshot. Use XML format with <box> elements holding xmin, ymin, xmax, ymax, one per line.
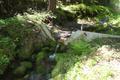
<box><xmin>13</xmin><ymin>66</ymin><xmax>26</xmax><ymax>76</ymax></box>
<box><xmin>35</xmin><ymin>65</ymin><xmax>46</xmax><ymax>74</ymax></box>
<box><xmin>41</xmin><ymin>47</ymin><xmax>50</xmax><ymax>52</ymax></box>
<box><xmin>17</xmin><ymin>36</ymin><xmax>36</xmax><ymax>60</ymax></box>
<box><xmin>20</xmin><ymin>61</ymin><xmax>32</xmax><ymax>69</ymax></box>
<box><xmin>54</xmin><ymin>8</ymin><xmax>77</xmax><ymax>24</ymax></box>
<box><xmin>18</xmin><ymin>48</ymin><xmax>33</xmax><ymax>60</ymax></box>
<box><xmin>0</xmin><ymin>15</ymin><xmax>55</xmax><ymax>60</ymax></box>
<box><xmin>13</xmin><ymin>61</ymin><xmax>32</xmax><ymax>77</ymax></box>
<box><xmin>36</xmin><ymin>52</ymin><xmax>47</xmax><ymax>65</ymax></box>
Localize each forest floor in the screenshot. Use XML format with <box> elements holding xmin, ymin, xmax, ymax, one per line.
<box><xmin>51</xmin><ymin>38</ymin><xmax>120</xmax><ymax>80</ymax></box>
<box><xmin>91</xmin><ymin>45</ymin><xmax>120</xmax><ymax>80</ymax></box>
<box><xmin>49</xmin><ymin>11</ymin><xmax>120</xmax><ymax>79</ymax></box>
<box><xmin>0</xmin><ymin>10</ymin><xmax>120</xmax><ymax>80</ymax></box>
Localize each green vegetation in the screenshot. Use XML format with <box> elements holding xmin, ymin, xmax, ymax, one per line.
<box><xmin>0</xmin><ymin>0</ymin><xmax>120</xmax><ymax>80</ymax></box>
<box><xmin>62</xmin><ymin>4</ymin><xmax>111</xmax><ymax>17</ymax></box>
<box><xmin>54</xmin><ymin>3</ymin><xmax>111</xmax><ymax>25</ymax></box>
<box><xmin>36</xmin><ymin>52</ymin><xmax>46</xmax><ymax>65</ymax></box>
<box><xmin>0</xmin><ymin>53</ymin><xmax>10</xmax><ymax>74</ymax></box>
<box><xmin>0</xmin><ymin>12</ymin><xmax>55</xmax><ymax>77</ymax></box>
<box><xmin>0</xmin><ymin>36</ymin><xmax>16</xmax><ymax>74</ymax></box>
<box><xmin>69</xmin><ymin>40</ymin><xmax>93</xmax><ymax>55</ymax></box>
<box><xmin>14</xmin><ymin>66</ymin><xmax>26</xmax><ymax>76</ymax></box>
<box><xmin>51</xmin><ymin>38</ymin><xmax>120</xmax><ymax>80</ymax></box>
<box><xmin>51</xmin><ymin>39</ymin><xmax>95</xmax><ymax>79</ymax></box>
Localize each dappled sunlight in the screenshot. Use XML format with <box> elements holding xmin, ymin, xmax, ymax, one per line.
<box><xmin>16</xmin><ymin>12</ymin><xmax>55</xmax><ymax>24</ymax></box>
<box><xmin>0</xmin><ymin>0</ymin><xmax>120</xmax><ymax>80</ymax></box>
<box><xmin>61</xmin><ymin>3</ymin><xmax>110</xmax><ymax>17</ymax></box>
<box><xmin>111</xmin><ymin>0</ymin><xmax>120</xmax><ymax>13</ymax></box>
<box><xmin>51</xmin><ymin>44</ymin><xmax>120</xmax><ymax>80</ymax></box>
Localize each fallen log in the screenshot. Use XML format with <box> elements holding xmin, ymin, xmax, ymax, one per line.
<box><xmin>65</xmin><ymin>30</ymin><xmax>120</xmax><ymax>45</ymax></box>
<box><xmin>26</xmin><ymin>19</ymin><xmax>55</xmax><ymax>41</ymax></box>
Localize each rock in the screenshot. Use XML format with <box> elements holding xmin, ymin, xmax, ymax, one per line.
<box><xmin>35</xmin><ymin>65</ymin><xmax>45</xmax><ymax>74</ymax></box>
<box><xmin>13</xmin><ymin>66</ymin><xmax>26</xmax><ymax>76</ymax></box>
<box><xmin>13</xmin><ymin>61</ymin><xmax>32</xmax><ymax>77</ymax></box>
<box><xmin>65</xmin><ymin>30</ymin><xmax>120</xmax><ymax>45</ymax></box>
<box><xmin>36</xmin><ymin>52</ymin><xmax>46</xmax><ymax>65</ymax></box>
<box><xmin>20</xmin><ymin>61</ymin><xmax>32</xmax><ymax>69</ymax></box>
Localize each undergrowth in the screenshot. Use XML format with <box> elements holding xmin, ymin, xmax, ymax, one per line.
<box><xmin>61</xmin><ymin>3</ymin><xmax>111</xmax><ymax>18</ymax></box>
<box><xmin>51</xmin><ymin>39</ymin><xmax>95</xmax><ymax>79</ymax></box>
<box><xmin>0</xmin><ymin>11</ymin><xmax>55</xmax><ymax>76</ymax></box>
<box><xmin>68</xmin><ymin>40</ymin><xmax>93</xmax><ymax>55</ymax></box>
<box><xmin>51</xmin><ymin>38</ymin><xmax>120</xmax><ymax>80</ymax></box>
<box><xmin>95</xmin><ymin>13</ymin><xmax>120</xmax><ymax>35</ymax></box>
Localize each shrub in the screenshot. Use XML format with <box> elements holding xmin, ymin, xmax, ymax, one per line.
<box><xmin>0</xmin><ymin>36</ymin><xmax>16</xmax><ymax>58</ymax></box>
<box><xmin>69</xmin><ymin>39</ymin><xmax>92</xmax><ymax>55</ymax></box>
<box><xmin>0</xmin><ymin>36</ymin><xmax>15</xmax><ymax>75</ymax></box>
<box><xmin>0</xmin><ymin>53</ymin><xmax>10</xmax><ymax>74</ymax></box>
<box><xmin>62</xmin><ymin>3</ymin><xmax>111</xmax><ymax>18</ymax></box>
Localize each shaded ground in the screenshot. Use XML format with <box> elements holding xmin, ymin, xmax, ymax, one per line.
<box><xmin>52</xmin><ymin>18</ymin><xmax>96</xmax><ymax>31</ymax></box>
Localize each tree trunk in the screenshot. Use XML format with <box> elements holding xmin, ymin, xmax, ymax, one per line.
<box><xmin>48</xmin><ymin>0</ymin><xmax>56</xmax><ymax>11</ymax></box>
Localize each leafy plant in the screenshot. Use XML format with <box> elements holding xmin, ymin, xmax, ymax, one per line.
<box><xmin>0</xmin><ymin>36</ymin><xmax>16</xmax><ymax>75</ymax></box>
<box><xmin>61</xmin><ymin>3</ymin><xmax>111</xmax><ymax>18</ymax></box>
<box><xmin>0</xmin><ymin>52</ymin><xmax>10</xmax><ymax>74</ymax></box>
<box><xmin>69</xmin><ymin>39</ymin><xmax>93</xmax><ymax>55</ymax></box>
<box><xmin>51</xmin><ymin>39</ymin><xmax>94</xmax><ymax>78</ymax></box>
<box><xmin>0</xmin><ymin>36</ymin><xmax>16</xmax><ymax>56</ymax></box>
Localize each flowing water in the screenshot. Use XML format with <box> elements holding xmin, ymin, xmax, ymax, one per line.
<box><xmin>49</xmin><ymin>44</ymin><xmax>60</xmax><ymax>60</ymax></box>
<box><xmin>28</xmin><ymin>44</ymin><xmax>60</xmax><ymax>80</ymax></box>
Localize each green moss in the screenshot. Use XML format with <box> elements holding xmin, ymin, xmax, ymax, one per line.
<box><xmin>20</xmin><ymin>61</ymin><xmax>32</xmax><ymax>69</ymax></box>
<box><xmin>52</xmin><ymin>53</ymin><xmax>79</xmax><ymax>78</ymax></box>
<box><xmin>69</xmin><ymin>39</ymin><xmax>93</xmax><ymax>55</ymax></box>
<box><xmin>0</xmin><ymin>36</ymin><xmax>16</xmax><ymax>59</ymax></box>
<box><xmin>54</xmin><ymin>8</ymin><xmax>76</xmax><ymax>24</ymax></box>
<box><xmin>0</xmin><ymin>53</ymin><xmax>10</xmax><ymax>75</ymax></box>
<box><xmin>36</xmin><ymin>52</ymin><xmax>46</xmax><ymax>65</ymax></box>
<box><xmin>51</xmin><ymin>39</ymin><xmax>94</xmax><ymax>78</ymax></box>
<box><xmin>34</xmin><ymin>51</ymin><xmax>47</xmax><ymax>75</ymax></box>
<box><xmin>41</xmin><ymin>47</ymin><xmax>51</xmax><ymax>52</ymax></box>
<box><xmin>61</xmin><ymin>3</ymin><xmax>111</xmax><ymax>18</ymax></box>
<box><xmin>18</xmin><ymin>49</ymin><xmax>33</xmax><ymax>60</ymax></box>
<box><xmin>0</xmin><ymin>37</ymin><xmax>15</xmax><ymax>75</ymax></box>
<box><xmin>0</xmin><ymin>12</ymin><xmax>56</xmax><ymax>78</ymax></box>
<box><xmin>36</xmin><ymin>65</ymin><xmax>45</xmax><ymax>74</ymax></box>
<box><xmin>13</xmin><ymin>61</ymin><xmax>32</xmax><ymax>77</ymax></box>
<box><xmin>14</xmin><ymin>66</ymin><xmax>26</xmax><ymax>76</ymax></box>
<box><xmin>51</xmin><ymin>54</ymin><xmax>114</xmax><ymax>80</ymax></box>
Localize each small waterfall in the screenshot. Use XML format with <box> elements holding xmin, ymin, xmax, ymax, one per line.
<box><xmin>49</xmin><ymin>44</ymin><xmax>60</xmax><ymax>60</ymax></box>
<box><xmin>28</xmin><ymin>44</ymin><xmax>60</xmax><ymax>80</ymax></box>
<box><xmin>54</xmin><ymin>44</ymin><xmax>60</xmax><ymax>54</ymax></box>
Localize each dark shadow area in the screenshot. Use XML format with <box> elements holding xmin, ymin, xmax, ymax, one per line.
<box><xmin>61</xmin><ymin>21</ymin><xmax>96</xmax><ymax>31</ymax></box>
<box><xmin>0</xmin><ymin>0</ymin><xmax>47</xmax><ymax>19</ymax></box>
